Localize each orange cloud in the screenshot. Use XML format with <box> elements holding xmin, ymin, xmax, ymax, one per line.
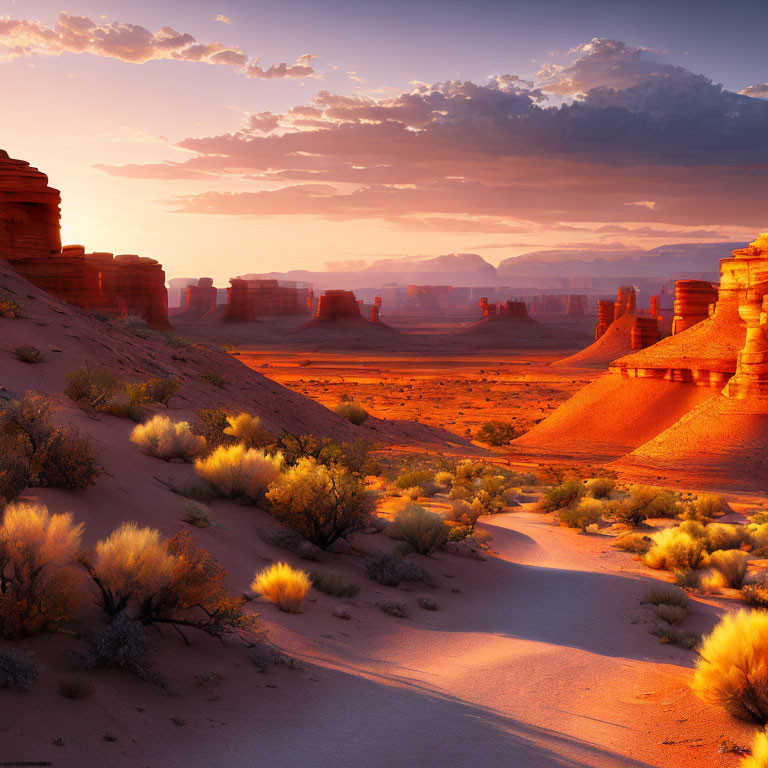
<box><xmin>0</xmin><ymin>12</ymin><xmax>315</xmax><ymax>79</ymax></box>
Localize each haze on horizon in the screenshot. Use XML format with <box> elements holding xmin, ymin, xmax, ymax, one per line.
<box><xmin>1</xmin><ymin>0</ymin><xmax>767</xmax><ymax>283</ymax></box>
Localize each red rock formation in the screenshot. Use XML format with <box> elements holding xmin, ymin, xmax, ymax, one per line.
<box><xmin>650</xmin><ymin>295</ymin><xmax>661</xmax><ymax>316</ymax></box>
<box><xmin>184</xmin><ymin>278</ymin><xmax>218</xmax><ymax>317</ymax></box>
<box><xmin>408</xmin><ymin>284</ymin><xmax>453</xmax><ymax>310</ymax></box>
<box><xmin>499</xmin><ymin>300</ymin><xmax>529</xmax><ymax>318</ymax></box>
<box><xmin>316</xmin><ymin>289</ymin><xmax>362</xmax><ymax>319</ymax></box>
<box><xmin>614</xmin><ymin>286</ymin><xmax>636</xmax><ymax>322</ymax></box>
<box><xmin>566</xmin><ymin>295</ymin><xmax>586</xmax><ymax>315</ymax></box>
<box><xmin>370</xmin><ymin>304</ymin><xmax>381</xmax><ymax>322</ymax></box>
<box><xmin>0</xmin><ymin>150</ymin><xmax>169</xmax><ymax>328</ymax></box>
<box><xmin>672</xmin><ymin>279</ymin><xmax>718</xmax><ymax>335</ymax></box>
<box><xmin>631</xmin><ymin>316</ymin><xmax>660</xmax><ymax>350</ymax></box>
<box><xmin>478</xmin><ymin>297</ymin><xmax>489</xmax><ymax>316</ymax></box>
<box><xmin>225</xmin><ymin>278</ymin><xmax>309</xmax><ymax>321</ymax></box>
<box><xmin>594</xmin><ymin>300</ymin><xmax>614</xmax><ymax>341</ymax></box>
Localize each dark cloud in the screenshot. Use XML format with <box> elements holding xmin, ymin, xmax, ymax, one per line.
<box><xmin>96</xmin><ymin>38</ymin><xmax>768</xmax><ymax>230</ymax></box>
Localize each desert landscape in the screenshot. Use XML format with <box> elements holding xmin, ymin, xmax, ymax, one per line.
<box><xmin>2</xmin><ymin>4</ymin><xmax>768</xmax><ymax>768</ymax></box>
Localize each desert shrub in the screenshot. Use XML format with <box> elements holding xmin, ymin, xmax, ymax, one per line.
<box><xmin>120</xmin><ymin>316</ymin><xmax>152</xmax><ymax>339</ymax></box>
<box><xmin>34</xmin><ymin>427</ymin><xmax>101</xmax><ymax>489</ymax></box>
<box><xmin>65</xmin><ymin>364</ymin><xmax>121</xmax><ymax>409</ymax></box>
<box><xmin>377</xmin><ymin>599</ymin><xmax>408</xmax><ymax>618</ymax></box>
<box><xmin>445</xmin><ymin>499</ymin><xmax>482</xmax><ymax>537</ymax></box>
<box><xmin>259</xmin><ymin>529</ymin><xmax>321</xmax><ymax>561</ymax></box>
<box><xmin>0</xmin><ymin>503</ymin><xmax>83</xmax><ymax>638</ymax></box>
<box><xmin>130</xmin><ymin>415</ymin><xmax>206</xmax><ymax>462</ymax></box>
<box><xmin>0</xmin><ymin>292</ymin><xmax>21</xmax><ymax>318</ymax></box>
<box><xmin>743</xmin><ymin>584</ymin><xmax>768</xmax><ymax>609</ymax></box>
<box><xmin>692</xmin><ymin>493</ymin><xmax>731</xmax><ymax>520</ymax></box>
<box><xmin>742</xmin><ymin>731</ymin><xmax>768</xmax><ymax>768</ymax></box>
<box><xmin>538</xmin><ymin>479</ymin><xmax>584</xmax><ymax>512</ymax></box>
<box><xmin>0</xmin><ymin>447</ymin><xmax>29</xmax><ymax>505</ymax></box>
<box><xmin>675</xmin><ymin>569</ymin><xmax>702</xmax><ymax>589</ymax></box>
<box><xmin>386</xmin><ymin>503</ymin><xmax>448</xmax><ymax>555</ymax></box>
<box><xmin>692</xmin><ymin>609</ymin><xmax>768</xmax><ymax>723</ymax></box>
<box><xmin>558</xmin><ymin>498</ymin><xmax>604</xmax><ymax>531</ymax></box>
<box><xmin>0</xmin><ymin>391</ymin><xmax>101</xmax><ymax>490</ymax></box>
<box><xmin>166</xmin><ymin>477</ymin><xmax>217</xmax><ymax>504</ymax></box>
<box><xmin>650</xmin><ymin>624</ymin><xmax>699</xmax><ymax>649</ymax></box>
<box><xmin>586</xmin><ymin>478</ymin><xmax>615</xmax><ymax>499</ymax></box>
<box><xmin>182</xmin><ymin>499</ymin><xmax>211</xmax><ymax>528</ymax></box>
<box><xmin>363</xmin><ymin>551</ymin><xmax>431</xmax><ymax>586</ymax></box>
<box><xmin>57</xmin><ymin>674</ymin><xmax>96</xmax><ymax>699</ymax></box>
<box><xmin>709</xmin><ymin>549</ymin><xmax>750</xmax><ymax>588</ymax></box>
<box><xmin>644</xmin><ymin>526</ymin><xmax>706</xmax><ymax>571</ymax></box>
<box><xmin>223</xmin><ymin>413</ymin><xmax>273</xmax><ymax>450</ymax></box>
<box><xmin>476</xmin><ymin>420</ymin><xmax>520</xmax><ymax>446</ymax></box>
<box><xmin>612</xmin><ymin>532</ymin><xmax>653</xmax><ymax>554</ymax></box>
<box><xmin>704</xmin><ymin>523</ymin><xmax>750</xmax><ymax>553</ymax></box>
<box><xmin>126</xmin><ymin>377</ymin><xmax>181</xmax><ymax>407</ymax></box>
<box><xmin>83</xmin><ymin>527</ymin><xmax>257</xmax><ymax>638</ymax></box>
<box><xmin>13</xmin><ymin>344</ymin><xmax>43</xmax><ymax>363</ymax></box>
<box><xmin>266</xmin><ymin>457</ymin><xmax>373</xmax><ymax>549</ymax></box>
<box><xmin>0</xmin><ymin>649</ymin><xmax>43</xmax><ymax>691</ymax></box>
<box><xmin>418</xmin><ymin>597</ymin><xmax>438</xmax><ymax>611</ymax></box>
<box><xmin>70</xmin><ymin>611</ymin><xmax>163</xmax><ymax>685</ymax></box>
<box><xmin>83</xmin><ymin>523</ymin><xmax>175</xmax><ymax>617</ymax></box>
<box><xmin>454</xmin><ymin>461</ymin><xmax>486</xmax><ymax>482</ymax></box>
<box><xmin>252</xmin><ymin>562</ymin><xmax>311</xmax><ymax>613</ymax></box>
<box><xmin>271</xmin><ymin>432</ymin><xmax>320</xmax><ymax>465</ymax></box>
<box><xmin>326</xmin><ymin>439</ymin><xmax>380</xmax><ymax>476</ymax></box>
<box><xmin>195</xmin><ymin>444</ymin><xmax>283</xmax><ymax>503</ymax></box>
<box><xmin>434</xmin><ymin>471</ymin><xmax>454</xmax><ymax>488</ymax></box>
<box><xmin>309</xmin><ymin>571</ymin><xmax>360</xmax><ymax>598</ymax></box>
<box><xmin>642</xmin><ymin>588</ymin><xmax>689</xmax><ymax>608</ymax></box>
<box><xmin>656</xmin><ymin>603</ymin><xmax>687</xmax><ymax>625</ymax></box>
<box><xmin>202</xmin><ymin>371</ymin><xmax>226</xmax><ymax>387</ymax></box>
<box><xmin>193</xmin><ymin>408</ymin><xmax>234</xmax><ymax>449</ymax></box>
<box><xmin>334</xmin><ymin>402</ymin><xmax>369</xmax><ymax>425</ymax></box>
<box><xmin>393</xmin><ymin>469</ymin><xmax>435</xmax><ymax>491</ymax></box>
<box><xmin>617</xmin><ymin>485</ymin><xmax>684</xmax><ymax>526</ymax></box>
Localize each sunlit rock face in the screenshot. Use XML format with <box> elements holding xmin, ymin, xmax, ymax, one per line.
<box><xmin>183</xmin><ymin>277</ymin><xmax>218</xmax><ymax>317</ymax></box>
<box><xmin>723</xmin><ymin>234</ymin><xmax>768</xmax><ymax>399</ymax></box>
<box><xmin>315</xmin><ymin>289</ymin><xmax>362</xmax><ymax>319</ymax></box>
<box><xmin>0</xmin><ymin>150</ymin><xmax>169</xmax><ymax>328</ymax></box>
<box><xmin>630</xmin><ymin>317</ymin><xmax>660</xmax><ymax>350</ymax></box>
<box><xmin>672</xmin><ymin>279</ymin><xmax>718</xmax><ymax>335</ymax></box>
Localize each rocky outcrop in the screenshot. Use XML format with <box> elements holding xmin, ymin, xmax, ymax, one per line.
<box><xmin>566</xmin><ymin>295</ymin><xmax>586</xmax><ymax>315</ymax></box>
<box><xmin>225</xmin><ymin>278</ymin><xmax>310</xmax><ymax>321</ymax></box>
<box><xmin>184</xmin><ymin>278</ymin><xmax>218</xmax><ymax>318</ymax></box>
<box><xmin>370</xmin><ymin>296</ymin><xmax>382</xmax><ymax>323</ymax></box>
<box><xmin>316</xmin><ymin>289</ymin><xmax>362</xmax><ymax>320</ymax></box>
<box><xmin>0</xmin><ymin>150</ymin><xmax>169</xmax><ymax>328</ymax></box>
<box><xmin>672</xmin><ymin>279</ymin><xmax>717</xmax><ymax>335</ymax></box>
<box><xmin>614</xmin><ymin>286</ymin><xmax>636</xmax><ymax>322</ymax></box>
<box><xmin>631</xmin><ymin>316</ymin><xmax>660</xmax><ymax>350</ymax></box>
<box><xmin>595</xmin><ymin>300</ymin><xmax>614</xmax><ymax>341</ymax></box>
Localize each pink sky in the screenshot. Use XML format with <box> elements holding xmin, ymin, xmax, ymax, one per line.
<box><xmin>1</xmin><ymin>2</ymin><xmax>766</xmax><ymax>282</ymax></box>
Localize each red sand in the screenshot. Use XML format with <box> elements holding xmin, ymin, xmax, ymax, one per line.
<box><xmin>510</xmin><ymin>370</ymin><xmax>719</xmax><ymax>461</ymax></box>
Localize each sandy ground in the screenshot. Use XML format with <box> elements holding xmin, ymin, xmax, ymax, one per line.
<box><xmin>1</xmin><ymin>502</ymin><xmax>754</xmax><ymax>768</ymax></box>
<box><xmin>232</xmin><ymin>349</ymin><xmax>600</xmax><ymax>440</ymax></box>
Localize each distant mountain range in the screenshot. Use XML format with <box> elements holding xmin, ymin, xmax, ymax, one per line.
<box><xmin>216</xmin><ymin>242</ymin><xmax>745</xmax><ymax>292</ymax></box>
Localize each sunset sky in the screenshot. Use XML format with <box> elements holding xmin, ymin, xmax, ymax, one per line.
<box><xmin>2</xmin><ymin>0</ymin><xmax>767</xmax><ymax>282</ymax></box>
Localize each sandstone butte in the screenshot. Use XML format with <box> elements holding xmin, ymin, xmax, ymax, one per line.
<box><xmin>0</xmin><ymin>150</ymin><xmax>169</xmax><ymax>328</ymax></box>
<box><xmin>513</xmin><ymin>233</ymin><xmax>768</xmax><ymax>492</ymax></box>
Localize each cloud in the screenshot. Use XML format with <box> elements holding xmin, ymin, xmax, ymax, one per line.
<box><xmin>0</xmin><ymin>12</ymin><xmax>315</xmax><ymax>79</ymax></box>
<box><xmin>215</xmin><ymin>15</ymin><xmax>231</xmax><ymax>24</ymax></box>
<box><xmin>740</xmin><ymin>83</ymin><xmax>768</xmax><ymax>99</ymax></box>
<box><xmin>95</xmin><ymin>38</ymin><xmax>768</xmax><ymax>232</ymax></box>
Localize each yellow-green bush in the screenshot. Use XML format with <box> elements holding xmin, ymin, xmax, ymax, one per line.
<box><xmin>195</xmin><ymin>444</ymin><xmax>283</xmax><ymax>502</ymax></box>
<box><xmin>709</xmin><ymin>549</ymin><xmax>750</xmax><ymax>588</ymax></box>
<box><xmin>252</xmin><ymin>562</ymin><xmax>310</xmax><ymax>613</ymax></box>
<box><xmin>557</xmin><ymin>498</ymin><xmax>604</xmax><ymax>531</ymax></box>
<box><xmin>130</xmin><ymin>415</ymin><xmax>206</xmax><ymax>461</ymax></box>
<box><xmin>386</xmin><ymin>502</ymin><xmax>448</xmax><ymax>555</ymax></box>
<box><xmin>223</xmin><ymin>413</ymin><xmax>273</xmax><ymax>449</ymax></box>
<box><xmin>644</xmin><ymin>526</ymin><xmax>706</xmax><ymax>571</ymax></box>
<box><xmin>692</xmin><ymin>609</ymin><xmax>768</xmax><ymax>723</ymax></box>
<box><xmin>266</xmin><ymin>457</ymin><xmax>373</xmax><ymax>549</ymax></box>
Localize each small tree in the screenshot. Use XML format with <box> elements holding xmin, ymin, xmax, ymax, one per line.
<box><xmin>266</xmin><ymin>457</ymin><xmax>373</xmax><ymax>549</ymax></box>
<box><xmin>476</xmin><ymin>420</ymin><xmax>520</xmax><ymax>446</ymax></box>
